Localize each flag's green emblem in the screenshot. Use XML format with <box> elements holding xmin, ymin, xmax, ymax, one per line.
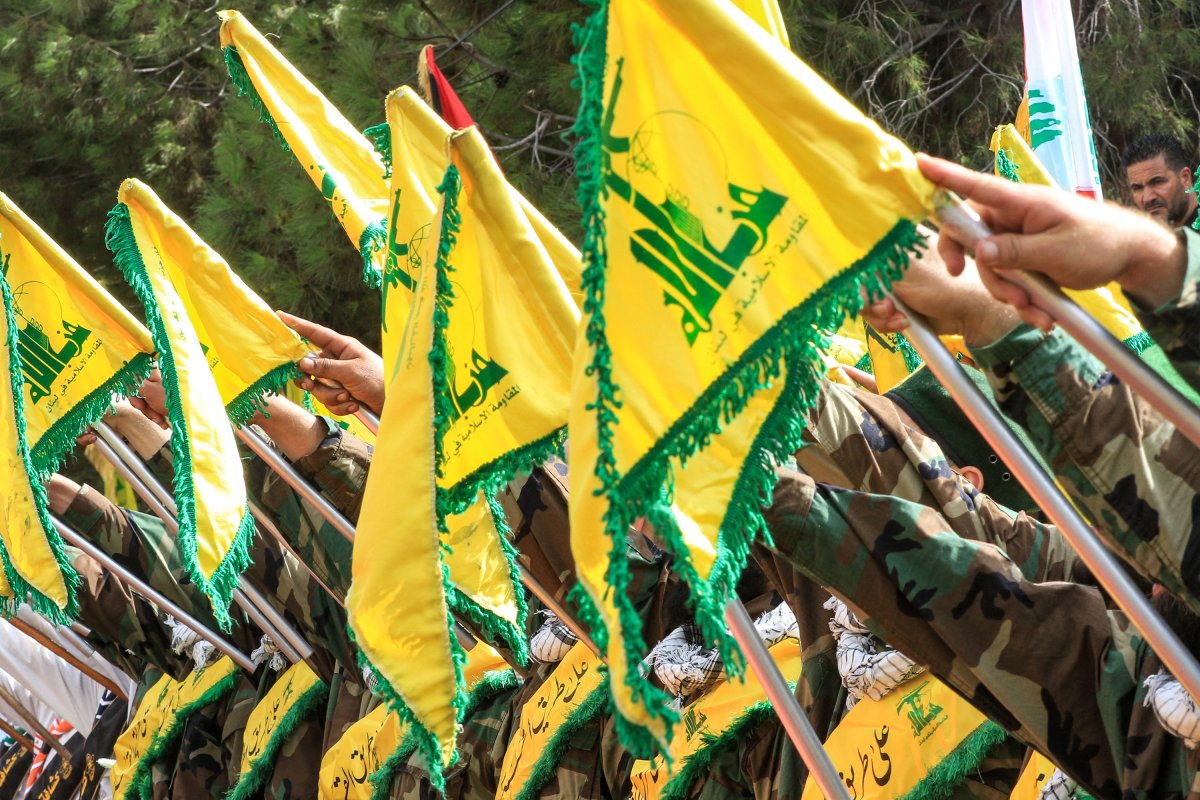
<box><xmin>380</xmin><ymin>188</ymin><xmax>422</xmax><ymax>331</ymax></box>
<box><xmin>601</xmin><ymin>59</ymin><xmax>790</xmax><ymax>346</ymax></box>
<box><xmin>0</xmin><ymin>248</ymin><xmax>94</xmax><ymax>406</ymax></box>
<box><xmin>896</xmin><ymin>681</ymin><xmax>945</xmax><ymax>740</ymax></box>
<box><xmin>683</xmin><ymin>706</ymin><xmax>709</xmax><ymax>741</ymax></box>
<box><xmin>309</xmin><ymin>164</ymin><xmax>350</xmax><ymax>220</ymax></box>
<box><xmin>1026</xmin><ymin>89</ymin><xmax>1064</xmax><ymax>150</ymax></box>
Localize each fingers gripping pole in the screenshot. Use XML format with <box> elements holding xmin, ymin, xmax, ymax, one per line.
<box><xmin>893</xmin><ymin>297</ymin><xmax>1200</xmax><ymax>706</ymax></box>
<box><xmin>933</xmin><ymin>193</ymin><xmax>1200</xmax><ymax>450</ymax></box>
<box><xmin>725</xmin><ymin>601</ymin><xmax>849</xmax><ymax>800</ymax></box>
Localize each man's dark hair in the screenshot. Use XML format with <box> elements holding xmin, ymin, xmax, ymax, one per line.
<box><xmin>1121</xmin><ymin>133</ymin><xmax>1191</xmax><ymax>172</ymax></box>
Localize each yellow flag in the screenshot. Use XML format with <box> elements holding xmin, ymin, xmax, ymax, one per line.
<box><xmin>801</xmin><ymin>676</ymin><xmax>1007</xmax><ymax>800</ymax></box>
<box><xmin>111</xmin><ymin>658</ymin><xmax>240</xmax><ymax>800</ymax></box>
<box><xmin>0</xmin><ymin>193</ymin><xmax>154</xmax><ymax>475</ymax></box>
<box><xmin>729</xmin><ymin>0</ymin><xmax>790</xmax><ymax>47</ymax></box>
<box><xmin>631</xmin><ymin>640</ymin><xmax>801</xmax><ymax>798</ymax></box>
<box><xmin>380</xmin><ymin>89</ymin><xmax>583</xmax><ymax>376</ymax></box>
<box><xmin>348</xmin><ymin>180</ymin><xmax>461</xmax><ymax>788</ymax></box>
<box><xmin>105</xmin><ymin>180</ymin><xmax>262</xmax><ymax>626</ymax></box>
<box><xmin>349</xmin><ymin>125</ymin><xmax>580</xmax><ymax>787</ymax></box>
<box><xmin>230</xmin><ymin>661</ymin><xmax>328</xmax><ymax>800</ymax></box>
<box><xmin>569</xmin><ymin>0</ymin><xmax>933</xmax><ymax>749</ymax></box>
<box><xmin>1009</xmin><ymin>751</ymin><xmax>1059</xmax><ymax>800</ymax></box>
<box><xmin>496</xmin><ymin>643</ymin><xmax>607</xmax><ymax>800</ymax></box>
<box><xmin>0</xmin><ymin>274</ymin><xmax>74</xmax><ymax>620</ymax></box>
<box><xmin>219</xmin><ymin>10</ymin><xmax>391</xmax><ymax>287</ymax></box>
<box><xmin>990</xmin><ymin>124</ymin><xmax>1152</xmax><ymax>352</ymax></box>
<box><xmin>318</xmin><ymin>704</ymin><xmax>405</xmax><ymax>800</ymax></box>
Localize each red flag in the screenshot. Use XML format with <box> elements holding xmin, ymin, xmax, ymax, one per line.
<box><xmin>418</xmin><ymin>46</ymin><xmax>476</xmax><ymax>129</ymax></box>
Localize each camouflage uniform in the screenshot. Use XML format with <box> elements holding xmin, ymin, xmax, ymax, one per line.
<box><xmin>60</xmin><ymin>483</ymin><xmax>260</xmax><ymax>678</ymax></box>
<box><xmin>970</xmin><ymin>319</ymin><xmax>1200</xmax><ymax>611</ymax></box>
<box><xmin>1131</xmin><ymin>227</ymin><xmax>1200</xmax><ymax>393</ymax></box>
<box><xmin>762</xmin><ymin>466</ymin><xmax>1200</xmax><ymax>799</ymax></box>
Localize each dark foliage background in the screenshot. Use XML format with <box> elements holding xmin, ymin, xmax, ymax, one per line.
<box><xmin>2</xmin><ymin>0</ymin><xmax>1199</xmax><ymax>348</ymax></box>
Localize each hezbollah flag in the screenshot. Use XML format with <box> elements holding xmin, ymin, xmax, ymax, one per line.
<box><xmin>0</xmin><ymin>274</ymin><xmax>72</xmax><ymax>621</ymax></box>
<box><xmin>0</xmin><ymin>193</ymin><xmax>158</xmax><ymax>622</ymax></box>
<box><xmin>219</xmin><ymin>10</ymin><xmax>391</xmax><ymax>287</ymax></box>
<box><xmin>105</xmin><ymin>180</ymin><xmax>287</xmax><ymax>626</ymax></box>
<box><xmin>569</xmin><ymin>0</ymin><xmax>934</xmax><ymax>750</ymax></box>
<box><xmin>0</xmin><ymin>195</ymin><xmax>154</xmax><ymax>477</ymax></box>
<box><xmin>1019</xmin><ymin>0</ymin><xmax>1103</xmax><ymax>198</ymax></box>
<box><xmin>349</xmin><ymin>125</ymin><xmax>579</xmax><ymax>787</ymax></box>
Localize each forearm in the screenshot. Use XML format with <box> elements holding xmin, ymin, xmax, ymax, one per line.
<box><xmin>972</xmin><ymin>324</ymin><xmax>1200</xmax><ymax>610</ymax></box>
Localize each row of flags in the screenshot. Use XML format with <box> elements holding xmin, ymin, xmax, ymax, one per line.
<box><xmin>0</xmin><ymin>0</ymin><xmax>1163</xmax><ymax>792</ymax></box>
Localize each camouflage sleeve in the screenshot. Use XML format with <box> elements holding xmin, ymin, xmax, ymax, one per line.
<box><xmin>763</xmin><ymin>471</ymin><xmax>1184</xmax><ymax>798</ymax></box>
<box><xmin>59</xmin><ymin>483</ymin><xmax>229</xmax><ymax>629</ymax></box>
<box><xmin>798</xmin><ymin>380</ymin><xmax>1075</xmax><ymax>582</ymax></box>
<box><xmin>1131</xmin><ymin>226</ymin><xmax>1200</xmax><ymax>390</ymax></box>
<box><xmin>291</xmin><ymin>418</ymin><xmax>372</xmax><ymax>523</ymax></box>
<box><xmin>971</xmin><ymin>323</ymin><xmax>1200</xmax><ymax>609</ymax></box>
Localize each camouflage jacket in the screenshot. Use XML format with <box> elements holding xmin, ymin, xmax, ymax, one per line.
<box><xmin>971</xmin><ymin>322</ymin><xmax>1200</xmax><ymax>611</ymax></box>
<box><xmin>1132</xmin><ymin>226</ymin><xmax>1200</xmax><ymax>393</ymax></box>
<box><xmin>764</xmin><ymin>469</ymin><xmax>1200</xmax><ymax>799</ymax></box>
<box><xmin>61</xmin><ymin>483</ymin><xmax>261</xmax><ymax>678</ymax></box>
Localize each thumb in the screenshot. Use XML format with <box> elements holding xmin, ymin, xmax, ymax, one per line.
<box><xmin>299</xmin><ymin>354</ymin><xmax>354</xmax><ymax>386</ymax></box>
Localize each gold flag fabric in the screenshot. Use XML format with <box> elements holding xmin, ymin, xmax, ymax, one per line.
<box><xmin>496</xmin><ymin>643</ymin><xmax>606</xmax><ymax>800</ymax></box>
<box><xmin>729</xmin><ymin>0</ymin><xmax>790</xmax><ymax>46</ymax></box>
<box><xmin>318</xmin><ymin>704</ymin><xmax>405</xmax><ymax>800</ymax></box>
<box><xmin>219</xmin><ymin>10</ymin><xmax>391</xmax><ymax>287</ymax></box>
<box><xmin>569</xmin><ymin>0</ymin><xmax>934</xmax><ymax>749</ymax></box>
<box><xmin>111</xmin><ymin>658</ymin><xmax>239</xmax><ymax>800</ymax></box>
<box><xmin>105</xmin><ymin>180</ymin><xmax>263</xmax><ymax>626</ymax></box>
<box><xmin>1009</xmin><ymin>751</ymin><xmax>1059</xmax><ymax>799</ymax></box>
<box><xmin>347</xmin><ymin>182</ymin><xmax>461</xmax><ymax>789</ymax></box>
<box><xmin>229</xmin><ymin>661</ymin><xmax>329</xmax><ymax>800</ymax></box>
<box><xmin>800</xmin><ymin>676</ymin><xmax>1007</xmax><ymax>800</ymax></box>
<box><xmin>990</xmin><ymin>124</ymin><xmax>1154</xmax><ymax>352</ymax></box>
<box><xmin>349</xmin><ymin>124</ymin><xmax>580</xmax><ymax>787</ymax></box>
<box><xmin>630</xmin><ymin>639</ymin><xmax>801</xmax><ymax>799</ymax></box>
<box><xmin>0</xmin><ymin>193</ymin><xmax>154</xmax><ymax>475</ymax></box>
<box><xmin>0</xmin><ymin>274</ymin><xmax>74</xmax><ymax>620</ymax></box>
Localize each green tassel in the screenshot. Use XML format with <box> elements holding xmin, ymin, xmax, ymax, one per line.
<box><xmin>512</xmin><ymin>680</ymin><xmax>610</xmax><ymax>800</ymax></box>
<box><xmin>894</xmin><ymin>331</ymin><xmax>924</xmax><ymax>372</ymax></box>
<box><xmin>894</xmin><ymin>722</ymin><xmax>1009</xmax><ymax>800</ymax></box>
<box><xmin>28</xmin><ymin>351</ymin><xmax>153</xmax><ymax>480</ymax></box>
<box><xmin>659</xmin><ymin>699</ymin><xmax>778</xmax><ymax>800</ymax></box>
<box><xmin>358</xmin><ymin>218</ymin><xmax>388</xmax><ymax>290</ymax></box>
<box><xmin>223</xmin><ymin>677</ymin><xmax>331</xmax><ymax>800</ymax></box>
<box><xmin>854</xmin><ymin>351</ymin><xmax>873</xmax><ymax>374</ymax></box>
<box><xmin>994</xmin><ymin>148</ymin><xmax>1021</xmax><ymax>183</ymax></box>
<box><xmin>348</xmin><ymin>560</ymin><xmax>468</xmax><ymax>794</ymax></box>
<box><xmin>225</xmin><ymin>361</ymin><xmax>304</xmax><ymax>427</ymax></box>
<box><xmin>127</xmin><ymin>666</ymin><xmax>240</xmax><ymax>800</ymax></box>
<box><xmin>570</xmin><ymin>0</ymin><xmax>928</xmax><ymax>755</ymax></box>
<box><xmin>104</xmin><ymin>203</ymin><xmax>254</xmax><ymax>631</ymax></box>
<box><xmin>1122</xmin><ymin>329</ymin><xmax>1155</xmax><ymax>355</ymax></box>
<box><xmin>223</xmin><ymin>46</ymin><xmax>291</xmax><ymax>153</ymax></box>
<box><xmin>363</xmin><ymin>122</ymin><xmax>392</xmax><ymax>180</ymax></box>
<box><xmin>0</xmin><ymin>274</ymin><xmax>80</xmax><ymax>624</ymax></box>
<box><xmin>1191</xmin><ymin>164</ymin><xmax>1200</xmax><ymax>232</ymax></box>
<box><xmin>367</xmin><ymin>669</ymin><xmax>519</xmax><ymax>800</ymax></box>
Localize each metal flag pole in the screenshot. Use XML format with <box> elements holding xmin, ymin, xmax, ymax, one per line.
<box><xmin>933</xmin><ymin>191</ymin><xmax>1200</xmax><ymax>449</ymax></box>
<box><xmin>0</xmin><ymin>718</ymin><xmax>36</xmax><ymax>754</ymax></box>
<box><xmin>725</xmin><ymin>601</ymin><xmax>849</xmax><ymax>800</ymax></box>
<box><xmin>891</xmin><ymin>293</ymin><xmax>1200</xmax><ymax>705</ymax></box>
<box><xmin>0</xmin><ymin>686</ymin><xmax>69</xmax><ymax>759</ymax></box>
<box><xmin>302</xmin><ymin>353</ymin><xmax>381</xmax><ymax>435</ymax></box>
<box><xmin>50</xmin><ymin>515</ymin><xmax>256</xmax><ymax>673</ymax></box>
<box><xmin>4</xmin><ymin>618</ymin><xmax>129</xmax><ymax>702</ymax></box>
<box><xmin>92</xmin><ymin>423</ymin><xmax>321</xmax><ymax>668</ymax></box>
<box><xmin>517</xmin><ymin>564</ymin><xmax>599</xmax><ymax>656</ymax></box>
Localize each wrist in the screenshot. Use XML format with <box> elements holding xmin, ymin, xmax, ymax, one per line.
<box><xmin>1118</xmin><ymin>222</ymin><xmax>1188</xmax><ymax>309</ymax></box>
